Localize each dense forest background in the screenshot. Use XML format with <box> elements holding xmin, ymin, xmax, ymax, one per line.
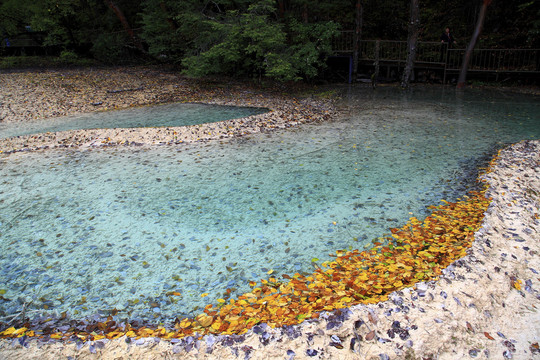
<box><xmin>1</xmin><ymin>0</ymin><xmax>538</xmax><ymax>81</ymax></box>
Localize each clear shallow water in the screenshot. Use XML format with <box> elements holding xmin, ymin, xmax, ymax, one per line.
<box><xmin>0</xmin><ymin>102</ymin><xmax>267</xmax><ymax>139</ymax></box>
<box><xmin>0</xmin><ymin>86</ymin><xmax>538</xmax><ymax>326</ymax></box>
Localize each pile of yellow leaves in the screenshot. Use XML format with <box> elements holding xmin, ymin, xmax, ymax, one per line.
<box><xmin>1</xmin><ymin>168</ymin><xmax>495</xmax><ymax>342</ymax></box>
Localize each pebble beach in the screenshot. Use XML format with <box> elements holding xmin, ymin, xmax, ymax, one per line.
<box><xmin>0</xmin><ymin>67</ymin><xmax>539</xmax><ymax>359</ymax></box>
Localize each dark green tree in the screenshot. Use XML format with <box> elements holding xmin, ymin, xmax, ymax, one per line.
<box><xmin>179</xmin><ymin>0</ymin><xmax>339</xmax><ymax>82</ymax></box>
<box><xmin>139</xmin><ymin>0</ymin><xmax>198</xmax><ymax>64</ymax></box>
<box><xmin>0</xmin><ymin>0</ymin><xmax>39</xmax><ymax>36</ymax></box>
<box><xmin>2</xmin><ymin>0</ymin><xmax>538</xmax><ymax>81</ymax></box>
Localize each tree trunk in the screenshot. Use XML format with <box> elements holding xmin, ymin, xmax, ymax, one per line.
<box><xmin>277</xmin><ymin>0</ymin><xmax>285</xmax><ymax>19</ymax></box>
<box><xmin>400</xmin><ymin>0</ymin><xmax>420</xmax><ymax>88</ymax></box>
<box><xmin>457</xmin><ymin>0</ymin><xmax>491</xmax><ymax>88</ymax></box>
<box><xmin>103</xmin><ymin>0</ymin><xmax>145</xmax><ymax>52</ymax></box>
<box><xmin>352</xmin><ymin>0</ymin><xmax>363</xmax><ymax>82</ymax></box>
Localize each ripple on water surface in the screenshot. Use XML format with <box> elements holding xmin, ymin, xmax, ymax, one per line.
<box><xmin>0</xmin><ymin>87</ymin><xmax>538</xmax><ymax>326</ymax></box>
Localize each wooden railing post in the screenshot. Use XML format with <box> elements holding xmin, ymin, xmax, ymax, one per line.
<box><xmin>372</xmin><ymin>40</ymin><xmax>380</xmax><ymax>88</ymax></box>
<box><xmin>443</xmin><ymin>43</ymin><xmax>449</xmax><ymax>84</ymax></box>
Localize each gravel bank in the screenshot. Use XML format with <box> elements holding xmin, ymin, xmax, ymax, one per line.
<box><xmin>0</xmin><ymin>67</ymin><xmax>335</xmax><ymax>154</ymax></box>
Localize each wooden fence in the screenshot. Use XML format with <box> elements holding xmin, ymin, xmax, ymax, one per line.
<box><xmin>332</xmin><ymin>31</ymin><xmax>540</xmax><ymax>82</ymax></box>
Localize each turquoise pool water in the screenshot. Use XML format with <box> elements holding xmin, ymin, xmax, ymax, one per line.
<box><xmin>0</xmin><ymin>86</ymin><xmax>538</xmax><ymax>327</ymax></box>
<box><xmin>0</xmin><ymin>102</ymin><xmax>267</xmax><ymax>139</ymax></box>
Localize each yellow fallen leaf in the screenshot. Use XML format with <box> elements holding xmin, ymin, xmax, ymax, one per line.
<box><xmin>1</xmin><ymin>327</ymin><xmax>16</xmax><ymax>336</ymax></box>
<box><xmin>196</xmin><ymin>314</ymin><xmax>213</xmax><ymax>327</ymax></box>
<box><xmin>12</xmin><ymin>327</ymin><xmax>27</xmax><ymax>335</ymax></box>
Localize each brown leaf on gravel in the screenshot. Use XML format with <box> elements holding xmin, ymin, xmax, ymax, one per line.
<box><xmin>365</xmin><ymin>330</ymin><xmax>376</xmax><ymax>341</ymax></box>
<box><xmin>368</xmin><ymin>312</ymin><xmax>377</xmax><ymax>325</ymax></box>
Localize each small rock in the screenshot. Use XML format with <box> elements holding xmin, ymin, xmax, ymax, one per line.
<box><xmin>306</xmin><ymin>349</ymin><xmax>318</xmax><ymax>357</ymax></box>
<box><xmin>416</xmin><ymin>282</ymin><xmax>428</xmax><ymax>296</ymax></box>
<box><xmin>287</xmin><ymin>349</ymin><xmax>296</xmax><ymax>360</ymax></box>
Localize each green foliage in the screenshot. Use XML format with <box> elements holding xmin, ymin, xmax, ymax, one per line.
<box><xmin>139</xmin><ymin>0</ymin><xmax>188</xmax><ymax>64</ymax></box>
<box><xmin>1</xmin><ymin>0</ymin><xmax>537</xmax><ymax>78</ymax></box>
<box><xmin>91</xmin><ymin>33</ymin><xmax>131</xmax><ymax>64</ymax></box>
<box><xmin>517</xmin><ymin>1</ymin><xmax>540</xmax><ymax>47</ymax></box>
<box><xmin>59</xmin><ymin>50</ymin><xmax>78</xmax><ymax>62</ymax></box>
<box><xmin>0</xmin><ymin>0</ymin><xmax>44</xmax><ymax>35</ymax></box>
<box><xmin>285</xmin><ymin>20</ymin><xmax>339</xmax><ymax>80</ymax></box>
<box><xmin>181</xmin><ymin>0</ymin><xmax>338</xmax><ymax>82</ymax></box>
<box><xmin>182</xmin><ymin>0</ymin><xmax>286</xmax><ymax>80</ymax></box>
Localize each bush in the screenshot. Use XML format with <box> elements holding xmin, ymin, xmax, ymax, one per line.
<box><xmin>59</xmin><ymin>50</ymin><xmax>79</xmax><ymax>63</ymax></box>
<box><xmin>91</xmin><ymin>34</ymin><xmax>132</xmax><ymax>64</ymax></box>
